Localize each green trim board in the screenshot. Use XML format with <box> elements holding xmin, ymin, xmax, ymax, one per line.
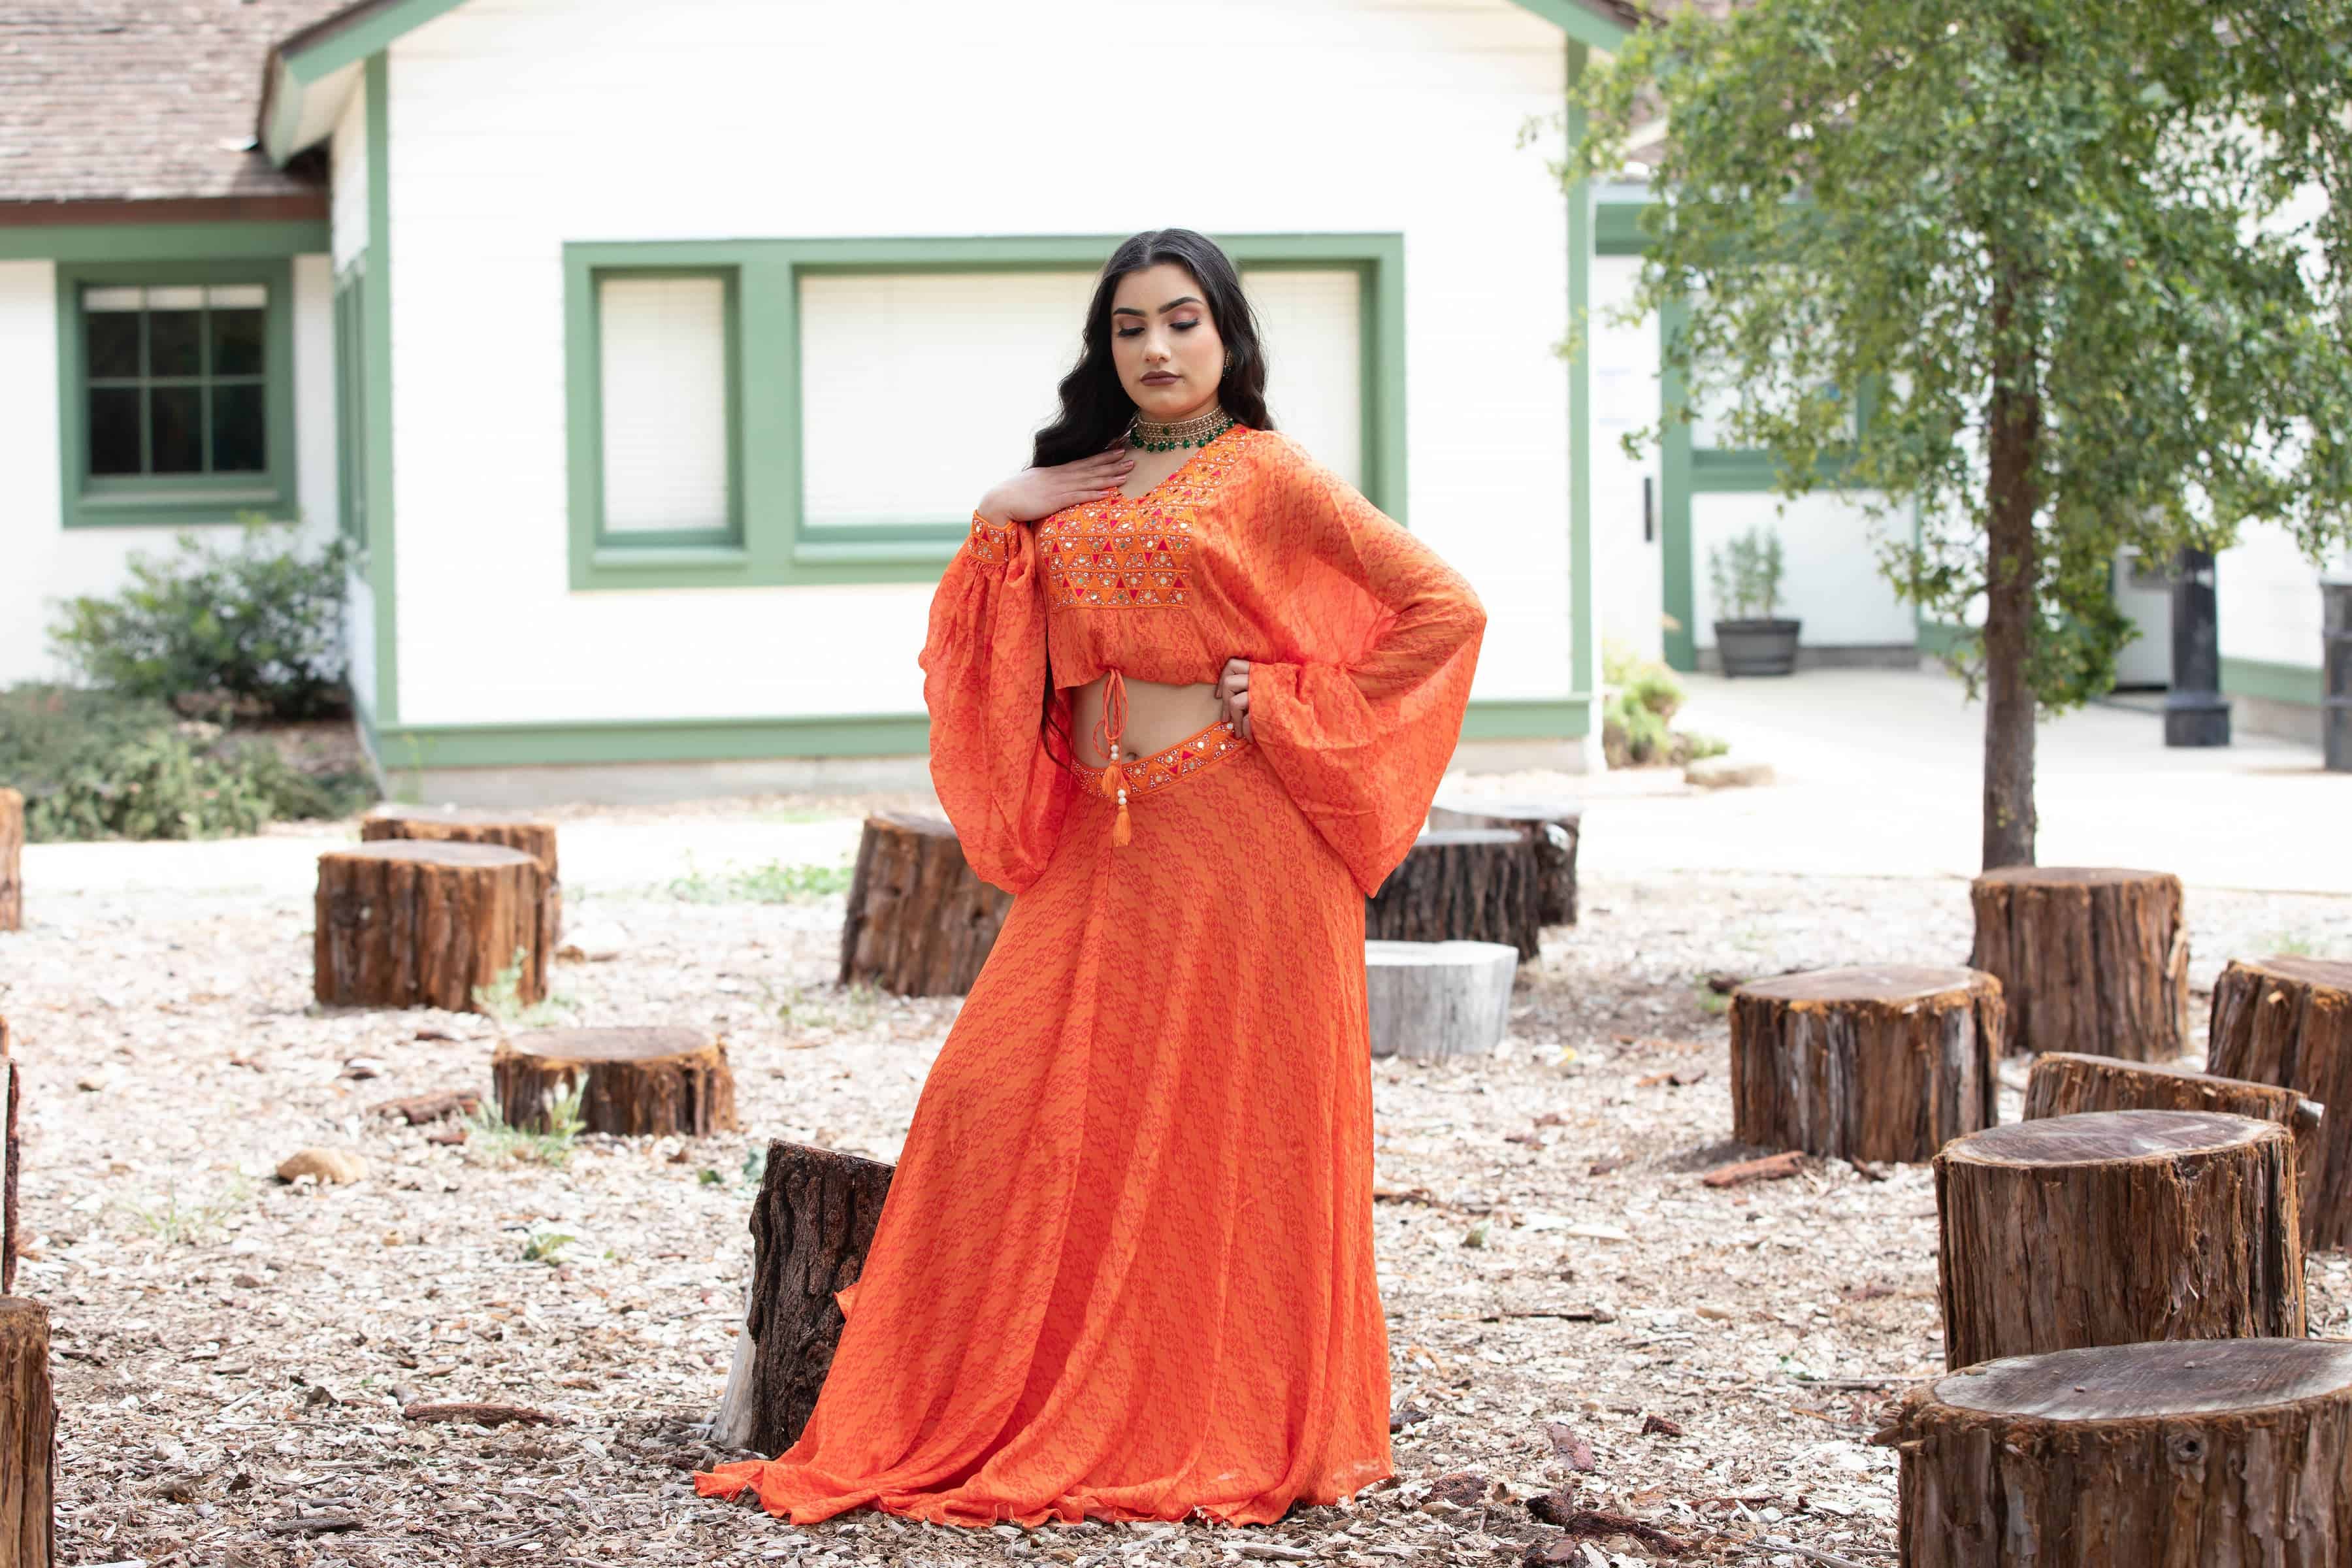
<box><xmin>1506</xmin><ymin>0</ymin><xmax>1638</xmax><ymax>51</ymax></box>
<box><xmin>51</xmin><ymin>257</ymin><xmax>300</xmax><ymax>531</ymax></box>
<box><xmin>363</xmin><ymin>53</ymin><xmax>399</xmax><ymax>726</ymax></box>
<box><xmin>331</xmin><ymin>259</ymin><xmax>369</xmax><ymax>544</ymax></box>
<box><xmin>1659</xmin><ymin>299</ymin><xmax>1696</xmax><ymax>670</ymax></box>
<box><xmin>563</xmin><ymin>233</ymin><xmax>1409</xmax><ymax>593</ymax></box>
<box><xmin>359</xmin><ymin>696</ymin><xmax>1590</xmax><ymax>774</ymax></box>
<box><xmin>1595</xmin><ymin>199</ymin><xmax>1652</xmax><ymax>257</ymax></box>
<box><xmin>0</xmin><ymin>221</ymin><xmax>329</xmax><ymax>263</ymax></box>
<box><xmin>2221</xmin><ymin>657</ymin><xmax>2324</xmax><ymax>708</ymax></box>
<box><xmin>1565</xmin><ymin>41</ymin><xmax>1598</xmax><ymax>738</ymax></box>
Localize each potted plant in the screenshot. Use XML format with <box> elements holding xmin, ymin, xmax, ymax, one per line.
<box><xmin>1708</xmin><ymin>525</ymin><xmax>1801</xmax><ymax>676</ymax></box>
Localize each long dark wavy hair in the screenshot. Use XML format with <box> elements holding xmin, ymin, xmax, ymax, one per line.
<box><xmin>1032</xmin><ymin>229</ymin><xmax>1277</xmax><ymax>766</ymax></box>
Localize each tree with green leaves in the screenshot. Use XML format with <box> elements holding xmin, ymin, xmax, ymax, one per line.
<box><xmin>1567</xmin><ymin>0</ymin><xmax>2352</xmax><ymax>867</ymax></box>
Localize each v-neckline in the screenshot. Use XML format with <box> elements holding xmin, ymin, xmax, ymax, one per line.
<box><xmin>1115</xmin><ymin>423</ymin><xmax>1240</xmax><ymax>504</ymax></box>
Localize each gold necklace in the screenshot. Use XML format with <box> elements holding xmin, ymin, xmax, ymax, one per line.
<box><xmin>1126</xmin><ymin>406</ymin><xmax>1235</xmax><ymax>452</ymax></box>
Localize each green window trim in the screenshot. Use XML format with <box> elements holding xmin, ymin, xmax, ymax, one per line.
<box><xmin>333</xmin><ymin>259</ymin><xmax>370</xmax><ymax>545</ymax></box>
<box><xmin>563</xmin><ymin>233</ymin><xmax>1407</xmax><ymax>593</ymax></box>
<box><xmin>54</xmin><ymin>257</ymin><xmax>299</xmax><ymax>531</ymax></box>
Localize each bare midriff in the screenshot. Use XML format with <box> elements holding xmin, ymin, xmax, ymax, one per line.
<box><xmin>1067</xmin><ymin>674</ymin><xmax>1224</xmax><ymax>769</ymax></box>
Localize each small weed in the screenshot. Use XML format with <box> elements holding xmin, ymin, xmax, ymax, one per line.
<box><xmin>471</xmin><ymin>948</ymin><xmax>576</xmax><ymax>1030</ymax></box>
<box><xmin>697</xmin><ymin>1169</ymin><xmax>727</xmax><ymax>1186</ymax></box>
<box><xmin>669</xmin><ymin>856</ymin><xmax>854</xmax><ymax>905</ymax></box>
<box><xmin>742</xmin><ymin>1145</ymin><xmax>768</xmax><ymax>1185</ymax></box>
<box><xmin>2272</xmin><ymin>932</ymin><xmax>2321</xmax><ymax>958</ymax></box>
<box><xmin>119</xmin><ymin>1176</ymin><xmax>255</xmax><ymax>1245</ymax></box>
<box><xmin>1695</xmin><ymin>978</ymin><xmax>1731</xmax><ymax>1016</ymax></box>
<box><xmin>461</xmin><ymin>1080</ymin><xmax>588</xmax><ymax>1166</ymax></box>
<box><xmin>1462</xmin><ymin>1223</ymin><xmax>1490</xmax><ymax>1249</ymax></box>
<box><xmin>521</xmin><ymin>1230</ymin><xmax>576</xmax><ymax>1264</ymax></box>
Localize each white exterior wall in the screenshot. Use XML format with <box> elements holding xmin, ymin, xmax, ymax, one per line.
<box><xmin>0</xmin><ymin>257</ymin><xmax>340</xmax><ymax>689</ymax></box>
<box><xmin>380</xmin><ymin>0</ymin><xmax>1577</xmax><ymax>728</ymax></box>
<box><xmin>2219</xmin><ymin>521</ymin><xmax>2340</xmax><ymax>674</ymax></box>
<box><xmin>330</xmin><ymin>80</ymin><xmax>370</xmax><ymax>272</ymax></box>
<box><xmin>1690</xmin><ymin>491</ymin><xmax>1914</xmax><ymax>649</ymax></box>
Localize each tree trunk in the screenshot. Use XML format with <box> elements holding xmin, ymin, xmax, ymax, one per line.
<box><xmin>491</xmin><ymin>1028</ymin><xmax>736</xmax><ymax>1138</ymax></box>
<box><xmin>2207</xmin><ymin>956</ymin><xmax>2352</xmax><ymax>1250</ymax></box>
<box><xmin>838</xmin><ymin>813</ymin><xmax>1011</xmax><ymax>997</ymax></box>
<box><xmin>1967</xmin><ymin>866</ymin><xmax>2187</xmax><ymax>1058</ymax></box>
<box><xmin>1730</xmin><ymin>966</ymin><xmax>2001</xmax><ymax>1162</ymax></box>
<box><xmin>1365</xmin><ymin>940</ymin><xmax>1518</xmax><ymax>1062</ymax></box>
<box><xmin>711</xmin><ymin>1142</ymin><xmax>896</xmax><ymax>1456</ymax></box>
<box><xmin>0</xmin><ymin>1296</ymin><xmax>56</xmax><ymax>1568</ymax></box>
<box><xmin>1364</xmin><ymin>829</ymin><xmax>1543</xmax><ymax>961</ymax></box>
<box><xmin>1980</xmin><ymin>274</ymin><xmax>2041</xmax><ymax>871</ymax></box>
<box><xmin>1426</xmin><ymin>796</ymin><xmax>1581</xmax><ymax>926</ymax></box>
<box><xmin>2022</xmin><ymin>1051</ymin><xmax>2324</xmax><ymax>1243</ymax></box>
<box><xmin>1933</xmin><ymin>1110</ymin><xmax>2302</xmax><ymax>1369</ymax></box>
<box><xmin>0</xmin><ymin>788</ymin><xmax>20</xmax><ymax>934</ymax></box>
<box><xmin>361</xmin><ymin>805</ymin><xmax>562</xmax><ymax>949</ymax></box>
<box><xmin>1889</xmin><ymin>1339</ymin><xmax>2352</xmax><ymax>1566</ymax></box>
<box><xmin>314</xmin><ymin>841</ymin><xmax>546</xmax><ymax>1014</ymax></box>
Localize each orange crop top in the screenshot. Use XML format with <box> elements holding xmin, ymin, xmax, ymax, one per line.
<box><xmin>918</xmin><ymin>424</ymin><xmax>1487</xmax><ymax>898</ymax></box>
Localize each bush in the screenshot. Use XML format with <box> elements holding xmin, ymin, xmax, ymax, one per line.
<box><xmin>0</xmin><ymin>684</ymin><xmax>375</xmax><ymax>842</ymax></box>
<box><xmin>1601</xmin><ymin>641</ymin><xmax>1729</xmax><ymax>769</ymax></box>
<box><xmin>48</xmin><ymin>517</ymin><xmax>357</xmax><ymax>721</ymax></box>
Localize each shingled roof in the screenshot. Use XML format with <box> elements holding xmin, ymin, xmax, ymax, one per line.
<box><xmin>0</xmin><ymin>0</ymin><xmax>348</xmax><ymax>214</ymax></box>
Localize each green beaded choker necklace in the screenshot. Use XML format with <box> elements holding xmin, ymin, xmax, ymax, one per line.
<box><xmin>1126</xmin><ymin>406</ymin><xmax>1235</xmax><ymax>452</ymax></box>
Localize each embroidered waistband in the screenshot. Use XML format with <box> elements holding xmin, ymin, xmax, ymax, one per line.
<box><xmin>1073</xmin><ymin>716</ymin><xmax>1249</xmax><ymax>801</ymax></box>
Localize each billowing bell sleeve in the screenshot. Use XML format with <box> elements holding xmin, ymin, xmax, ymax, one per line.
<box><xmin>915</xmin><ymin>514</ymin><xmax>1075</xmax><ymax>895</ymax></box>
<box><xmin>1243</xmin><ymin>449</ymin><xmax>1487</xmax><ymax>899</ymax></box>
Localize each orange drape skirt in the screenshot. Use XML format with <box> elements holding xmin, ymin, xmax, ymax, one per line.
<box><xmin>696</xmin><ymin>719</ymin><xmax>1394</xmax><ymax>1526</ymax></box>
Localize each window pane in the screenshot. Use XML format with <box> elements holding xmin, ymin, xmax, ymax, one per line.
<box><xmin>206</xmin><ymin>284</ymin><xmax>267</xmax><ymax>309</ymax></box>
<box><xmin>88</xmin><ymin>387</ymin><xmax>142</xmax><ymax>474</ymax></box>
<box><xmin>798</xmin><ymin>270</ymin><xmax>1094</xmax><ymax>527</ymax></box>
<box><xmin>597</xmin><ymin>274</ymin><xmax>730</xmax><ymax>534</ymax></box>
<box><xmin>150</xmin><ymin>308</ymin><xmax>202</xmax><ymax>377</ymax></box>
<box><xmin>211</xmin><ymin>383</ymin><xmax>266</xmax><ymax>472</ymax></box>
<box><xmin>85</xmin><ymin>307</ymin><xmax>141</xmax><ymax>379</ymax></box>
<box><xmin>210</xmin><ymin>308</ymin><xmax>265</xmax><ymax>376</ymax></box>
<box><xmin>150</xmin><ymin>385</ymin><xmax>204</xmax><ymax>472</ymax></box>
<box><xmin>1239</xmin><ymin>267</ymin><xmax>1364</xmax><ymax>490</ymax></box>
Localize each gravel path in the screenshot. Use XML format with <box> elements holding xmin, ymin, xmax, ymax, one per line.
<box><xmin>6</xmin><ymin>804</ymin><xmax>2351</xmax><ymax>1568</ymax></box>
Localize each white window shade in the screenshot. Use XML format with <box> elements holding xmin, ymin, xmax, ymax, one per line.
<box><xmin>598</xmin><ymin>274</ymin><xmax>730</xmax><ymax>536</ymax></box>
<box><xmin>799</xmin><ymin>270</ymin><xmax>1094</xmax><ymax>530</ymax></box>
<box><xmin>1241</xmin><ymin>267</ymin><xmax>1362</xmax><ymax>490</ymax></box>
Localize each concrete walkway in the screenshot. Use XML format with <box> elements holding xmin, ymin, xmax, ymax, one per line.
<box><xmin>1579</xmin><ymin>668</ymin><xmax>2349</xmax><ymax>894</ymax></box>
<box><xmin>18</xmin><ymin>667</ymin><xmax>2345</xmax><ymax>904</ymax></box>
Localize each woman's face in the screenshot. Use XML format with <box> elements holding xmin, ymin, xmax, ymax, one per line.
<box><xmin>1107</xmin><ymin>262</ymin><xmax>1226</xmax><ymax>424</ymax></box>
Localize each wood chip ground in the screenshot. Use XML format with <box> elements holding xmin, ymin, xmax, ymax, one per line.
<box><xmin>7</xmin><ymin>796</ymin><xmax>2352</xmax><ymax>1567</ymax></box>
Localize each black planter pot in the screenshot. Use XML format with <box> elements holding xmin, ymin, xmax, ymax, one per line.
<box><xmin>1715</xmin><ymin>619</ymin><xmax>1803</xmax><ymax>677</ymax></box>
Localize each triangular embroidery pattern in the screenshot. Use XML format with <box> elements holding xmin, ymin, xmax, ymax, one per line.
<box><xmin>1037</xmin><ymin>429</ymin><xmax>1249</xmax><ymax>609</ymax></box>
<box><xmin>1073</xmin><ymin>719</ymin><xmax>1244</xmax><ymax>798</ymax></box>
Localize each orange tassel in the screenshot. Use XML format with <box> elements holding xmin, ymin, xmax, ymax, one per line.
<box><xmin>1111</xmin><ymin>802</ymin><xmax>1132</xmax><ymax>846</ymax></box>
<box><xmin>1098</xmin><ymin>761</ymin><xmax>1125</xmax><ymax>800</ymax></box>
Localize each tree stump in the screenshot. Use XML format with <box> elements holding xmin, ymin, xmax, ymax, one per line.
<box><xmin>314</xmin><ymin>841</ymin><xmax>546</xmax><ymax>1013</ymax></box>
<box><xmin>838</xmin><ymin>813</ymin><xmax>1011</xmax><ymax>997</ymax></box>
<box><xmin>1427</xmin><ymin>795</ymin><xmax>1581</xmax><ymax>926</ymax></box>
<box><xmin>1365</xmin><ymin>940</ymin><xmax>1518</xmax><ymax>1062</ymax></box>
<box><xmin>362</xmin><ymin>804</ymin><xmax>561</xmax><ymax>947</ymax></box>
<box><xmin>0</xmin><ymin>1296</ymin><xmax>56</xmax><ymax>1567</ymax></box>
<box><xmin>1729</xmin><ymin>966</ymin><xmax>2001</xmax><ymax>1162</ymax></box>
<box><xmin>1889</xmin><ymin>1339</ymin><xmax>2352</xmax><ymax>1566</ymax></box>
<box><xmin>1934</xmin><ymin>1110</ymin><xmax>2303</xmax><ymax>1369</ymax></box>
<box><xmin>0</xmin><ymin>787</ymin><xmax>20</xmax><ymax>934</ymax></box>
<box><xmin>2208</xmin><ymin>956</ymin><xmax>2352</xmax><ymax>1250</ymax></box>
<box><xmin>1364</xmin><ymin>829</ymin><xmax>1542</xmax><ymax>961</ymax></box>
<box><xmin>2023</xmin><ymin>1051</ymin><xmax>2325</xmax><ymax>1243</ymax></box>
<box><xmin>491</xmin><ymin>1028</ymin><xmax>736</xmax><ymax>1137</ymax></box>
<box><xmin>1967</xmin><ymin>866</ymin><xmax>2187</xmax><ymax>1059</ymax></box>
<box><xmin>2</xmin><ymin>1015</ymin><xmax>18</xmax><ymax>1298</ymax></box>
<box><xmin>710</xmin><ymin>1142</ymin><xmax>896</xmax><ymax>1455</ymax></box>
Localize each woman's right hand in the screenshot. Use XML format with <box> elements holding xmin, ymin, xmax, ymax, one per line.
<box><xmin>978</xmin><ymin>446</ymin><xmax>1136</xmax><ymax>525</ymax></box>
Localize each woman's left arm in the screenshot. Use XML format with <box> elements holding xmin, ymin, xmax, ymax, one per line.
<box><xmin>1237</xmin><ymin>457</ymin><xmax>1487</xmax><ymax>898</ymax></box>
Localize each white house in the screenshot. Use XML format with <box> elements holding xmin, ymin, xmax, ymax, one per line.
<box><xmin>3</xmin><ymin>0</ymin><xmax>2338</xmax><ymax>807</ymax></box>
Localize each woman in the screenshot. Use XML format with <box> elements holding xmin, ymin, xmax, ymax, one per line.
<box><xmin>698</xmin><ymin>229</ymin><xmax>1486</xmax><ymax>1529</ymax></box>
